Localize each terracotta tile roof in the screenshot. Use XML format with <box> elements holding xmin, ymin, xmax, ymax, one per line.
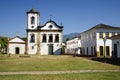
<box><xmin>109</xmin><ymin>34</ymin><xmax>120</xmax><ymax>39</ymax></box>
<box><xmin>81</xmin><ymin>24</ymin><xmax>120</xmax><ymax>34</ymax></box>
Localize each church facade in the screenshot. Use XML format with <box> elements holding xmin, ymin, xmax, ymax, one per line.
<box><xmin>26</xmin><ymin>9</ymin><xmax>63</xmax><ymax>55</ymax></box>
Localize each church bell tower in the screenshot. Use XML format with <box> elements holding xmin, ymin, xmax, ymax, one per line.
<box><xmin>26</xmin><ymin>8</ymin><xmax>40</xmax><ymax>54</ymax></box>
<box><xmin>27</xmin><ymin>8</ymin><xmax>40</xmax><ymax>30</ymax></box>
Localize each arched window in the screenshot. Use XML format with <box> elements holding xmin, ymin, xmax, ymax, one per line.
<box><xmin>42</xmin><ymin>34</ymin><xmax>46</xmax><ymax>42</ymax></box>
<box><xmin>30</xmin><ymin>34</ymin><xmax>35</xmax><ymax>43</ymax></box>
<box><xmin>49</xmin><ymin>34</ymin><xmax>53</xmax><ymax>42</ymax></box>
<box><xmin>55</xmin><ymin>34</ymin><xmax>59</xmax><ymax>42</ymax></box>
<box><xmin>31</xmin><ymin>17</ymin><xmax>35</xmax><ymax>24</ymax></box>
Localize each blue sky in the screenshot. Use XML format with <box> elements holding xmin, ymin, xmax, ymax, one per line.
<box><xmin>0</xmin><ymin>0</ymin><xmax>120</xmax><ymax>37</ymax></box>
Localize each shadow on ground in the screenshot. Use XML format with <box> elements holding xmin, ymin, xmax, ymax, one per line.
<box><xmin>63</xmin><ymin>54</ymin><xmax>120</xmax><ymax>66</ymax></box>
<box><xmin>90</xmin><ymin>57</ymin><xmax>120</xmax><ymax>66</ymax></box>
<box><xmin>77</xmin><ymin>55</ymin><xmax>120</xmax><ymax>66</ymax></box>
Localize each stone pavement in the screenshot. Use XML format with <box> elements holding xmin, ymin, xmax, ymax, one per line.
<box><xmin>0</xmin><ymin>70</ymin><xmax>120</xmax><ymax>75</ymax></box>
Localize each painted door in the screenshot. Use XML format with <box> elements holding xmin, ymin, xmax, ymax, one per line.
<box><xmin>100</xmin><ymin>46</ymin><xmax>103</xmax><ymax>56</ymax></box>
<box><xmin>15</xmin><ymin>47</ymin><xmax>19</xmax><ymax>54</ymax></box>
<box><xmin>48</xmin><ymin>45</ymin><xmax>53</xmax><ymax>55</ymax></box>
<box><xmin>114</xmin><ymin>44</ymin><xmax>117</xmax><ymax>58</ymax></box>
<box><xmin>106</xmin><ymin>46</ymin><xmax>110</xmax><ymax>56</ymax></box>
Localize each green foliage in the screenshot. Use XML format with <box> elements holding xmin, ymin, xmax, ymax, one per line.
<box><xmin>0</xmin><ymin>36</ymin><xmax>8</xmax><ymax>48</ymax></box>
<box><xmin>66</xmin><ymin>38</ymin><xmax>69</xmax><ymax>41</ymax></box>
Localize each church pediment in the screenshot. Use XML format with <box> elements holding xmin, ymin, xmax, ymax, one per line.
<box><xmin>40</xmin><ymin>20</ymin><xmax>63</xmax><ymax>30</ymax></box>
<box><xmin>9</xmin><ymin>36</ymin><xmax>25</xmax><ymax>43</ymax></box>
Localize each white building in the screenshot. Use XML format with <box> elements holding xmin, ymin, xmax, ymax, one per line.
<box><xmin>66</xmin><ymin>36</ymin><xmax>81</xmax><ymax>54</ymax></box>
<box><xmin>110</xmin><ymin>34</ymin><xmax>120</xmax><ymax>58</ymax></box>
<box><xmin>80</xmin><ymin>24</ymin><xmax>120</xmax><ymax>57</ymax></box>
<box><xmin>8</xmin><ymin>36</ymin><xmax>26</xmax><ymax>54</ymax></box>
<box><xmin>26</xmin><ymin>8</ymin><xmax>63</xmax><ymax>55</ymax></box>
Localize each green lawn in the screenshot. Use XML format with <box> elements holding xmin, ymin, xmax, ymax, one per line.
<box><xmin>0</xmin><ymin>54</ymin><xmax>120</xmax><ymax>72</ymax></box>
<box><xmin>0</xmin><ymin>72</ymin><xmax>120</xmax><ymax>80</ymax></box>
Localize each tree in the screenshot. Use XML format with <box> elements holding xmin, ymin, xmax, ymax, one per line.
<box><xmin>0</xmin><ymin>36</ymin><xmax>8</xmax><ymax>53</ymax></box>
<box><xmin>66</xmin><ymin>38</ymin><xmax>69</xmax><ymax>41</ymax></box>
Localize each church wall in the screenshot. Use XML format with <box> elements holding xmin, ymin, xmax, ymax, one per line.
<box><xmin>40</xmin><ymin>32</ymin><xmax>62</xmax><ymax>55</ymax></box>
<box><xmin>27</xmin><ymin>32</ymin><xmax>38</xmax><ymax>54</ymax></box>
<box><xmin>9</xmin><ymin>43</ymin><xmax>25</xmax><ymax>54</ymax></box>
<box><xmin>27</xmin><ymin>13</ymin><xmax>39</xmax><ymax>29</ymax></box>
<box><xmin>26</xmin><ymin>8</ymin><xmax>63</xmax><ymax>55</ymax></box>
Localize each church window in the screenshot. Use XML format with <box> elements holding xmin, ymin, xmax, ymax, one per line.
<box><xmin>31</xmin><ymin>26</ymin><xmax>34</xmax><ymax>28</ymax></box>
<box><xmin>42</xmin><ymin>34</ymin><xmax>47</xmax><ymax>42</ymax></box>
<box><xmin>55</xmin><ymin>34</ymin><xmax>59</xmax><ymax>42</ymax></box>
<box><xmin>49</xmin><ymin>34</ymin><xmax>53</xmax><ymax>42</ymax></box>
<box><xmin>30</xmin><ymin>34</ymin><xmax>35</xmax><ymax>43</ymax></box>
<box><xmin>32</xmin><ymin>46</ymin><xmax>34</xmax><ymax>49</ymax></box>
<box><xmin>49</xmin><ymin>25</ymin><xmax>53</xmax><ymax>29</ymax></box>
<box><xmin>31</xmin><ymin>16</ymin><xmax>35</xmax><ymax>24</ymax></box>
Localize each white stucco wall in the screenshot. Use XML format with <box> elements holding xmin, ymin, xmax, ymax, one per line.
<box><xmin>80</xmin><ymin>27</ymin><xmax>120</xmax><ymax>56</ymax></box>
<box><xmin>66</xmin><ymin>37</ymin><xmax>81</xmax><ymax>54</ymax></box>
<box><xmin>41</xmin><ymin>22</ymin><xmax>60</xmax><ymax>30</ymax></box>
<box><xmin>8</xmin><ymin>37</ymin><xmax>25</xmax><ymax>54</ymax></box>
<box><xmin>40</xmin><ymin>32</ymin><xmax>62</xmax><ymax>55</ymax></box>
<box><xmin>27</xmin><ymin>32</ymin><xmax>38</xmax><ymax>54</ymax></box>
<box><xmin>80</xmin><ymin>29</ymin><xmax>96</xmax><ymax>55</ymax></box>
<box><xmin>27</xmin><ymin>13</ymin><xmax>40</xmax><ymax>29</ymax></box>
<box><xmin>96</xmin><ymin>32</ymin><xmax>112</xmax><ymax>56</ymax></box>
<box><xmin>27</xmin><ymin>10</ymin><xmax>63</xmax><ymax>55</ymax></box>
<box><xmin>9</xmin><ymin>43</ymin><xmax>25</xmax><ymax>54</ymax></box>
<box><xmin>112</xmin><ymin>38</ymin><xmax>120</xmax><ymax>58</ymax></box>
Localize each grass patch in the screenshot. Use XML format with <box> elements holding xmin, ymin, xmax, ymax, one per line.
<box><xmin>0</xmin><ymin>54</ymin><xmax>120</xmax><ymax>72</ymax></box>
<box><xmin>0</xmin><ymin>72</ymin><xmax>120</xmax><ymax>80</ymax></box>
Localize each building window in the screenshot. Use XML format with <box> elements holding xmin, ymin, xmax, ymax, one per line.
<box><xmin>105</xmin><ymin>32</ymin><xmax>109</xmax><ymax>38</ymax></box>
<box><xmin>42</xmin><ymin>34</ymin><xmax>46</xmax><ymax>43</ymax></box>
<box><xmin>91</xmin><ymin>47</ymin><xmax>93</xmax><ymax>56</ymax></box>
<box><xmin>49</xmin><ymin>34</ymin><xmax>53</xmax><ymax>42</ymax></box>
<box><xmin>99</xmin><ymin>32</ymin><xmax>103</xmax><ymax>39</ymax></box>
<box><xmin>31</xmin><ymin>16</ymin><xmax>35</xmax><ymax>24</ymax></box>
<box><xmin>87</xmin><ymin>47</ymin><xmax>88</xmax><ymax>55</ymax></box>
<box><xmin>30</xmin><ymin>34</ymin><xmax>35</xmax><ymax>43</ymax></box>
<box><xmin>55</xmin><ymin>34</ymin><xmax>59</xmax><ymax>42</ymax></box>
<box><xmin>112</xmin><ymin>32</ymin><xmax>115</xmax><ymax>36</ymax></box>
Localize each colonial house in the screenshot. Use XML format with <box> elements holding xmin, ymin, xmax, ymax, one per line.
<box><xmin>65</xmin><ymin>36</ymin><xmax>81</xmax><ymax>54</ymax></box>
<box><xmin>8</xmin><ymin>36</ymin><xmax>26</xmax><ymax>54</ymax></box>
<box><xmin>26</xmin><ymin>8</ymin><xmax>63</xmax><ymax>55</ymax></box>
<box><xmin>110</xmin><ymin>34</ymin><xmax>120</xmax><ymax>58</ymax></box>
<box><xmin>80</xmin><ymin>24</ymin><xmax>120</xmax><ymax>57</ymax></box>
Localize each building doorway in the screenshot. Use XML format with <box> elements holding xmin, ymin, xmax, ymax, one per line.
<box><xmin>106</xmin><ymin>46</ymin><xmax>110</xmax><ymax>56</ymax></box>
<box><xmin>15</xmin><ymin>47</ymin><xmax>19</xmax><ymax>54</ymax></box>
<box><xmin>100</xmin><ymin>46</ymin><xmax>103</xmax><ymax>56</ymax></box>
<box><xmin>114</xmin><ymin>44</ymin><xmax>117</xmax><ymax>58</ymax></box>
<box><xmin>48</xmin><ymin>45</ymin><xmax>53</xmax><ymax>55</ymax></box>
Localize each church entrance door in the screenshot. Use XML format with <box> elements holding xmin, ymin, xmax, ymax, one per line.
<box><xmin>48</xmin><ymin>45</ymin><xmax>53</xmax><ymax>55</ymax></box>
<box><xmin>15</xmin><ymin>47</ymin><xmax>20</xmax><ymax>54</ymax></box>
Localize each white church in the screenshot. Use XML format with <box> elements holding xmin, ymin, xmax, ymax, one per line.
<box><xmin>8</xmin><ymin>8</ymin><xmax>63</xmax><ymax>55</ymax></box>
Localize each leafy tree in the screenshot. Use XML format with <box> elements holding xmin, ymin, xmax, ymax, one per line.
<box><xmin>0</xmin><ymin>36</ymin><xmax>8</xmax><ymax>53</ymax></box>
